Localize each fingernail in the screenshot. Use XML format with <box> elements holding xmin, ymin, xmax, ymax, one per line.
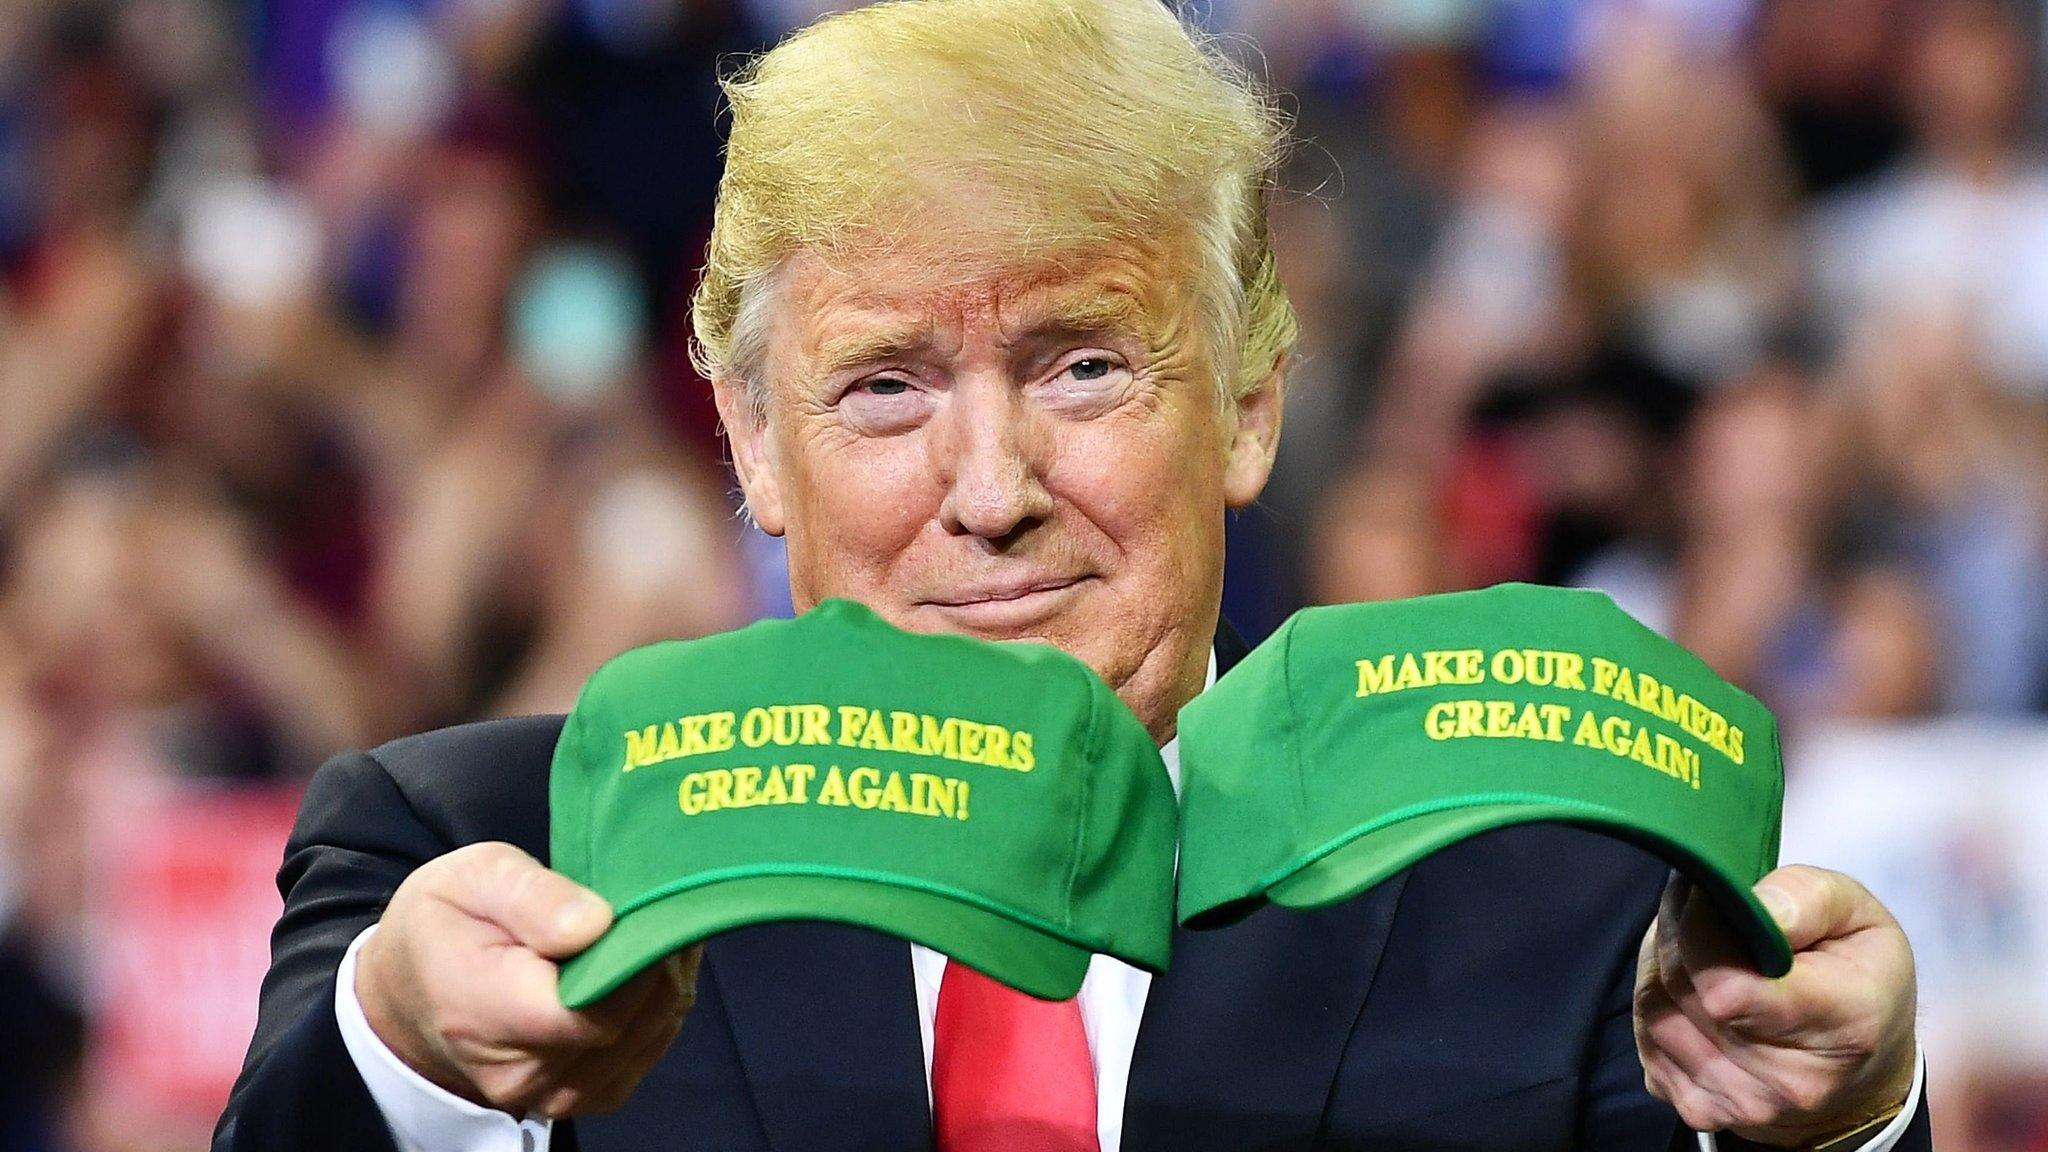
<box><xmin>558</xmin><ymin>894</ymin><xmax>609</xmax><ymax>936</ymax></box>
<box><xmin>1757</xmin><ymin>885</ymin><xmax>1794</xmax><ymax>929</ymax></box>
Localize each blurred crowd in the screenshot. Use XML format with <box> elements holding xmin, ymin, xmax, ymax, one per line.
<box><xmin>0</xmin><ymin>0</ymin><xmax>2044</xmax><ymax>1149</ymax></box>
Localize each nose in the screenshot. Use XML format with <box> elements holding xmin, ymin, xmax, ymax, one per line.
<box><xmin>934</xmin><ymin>379</ymin><xmax>1054</xmax><ymax>545</ymax></box>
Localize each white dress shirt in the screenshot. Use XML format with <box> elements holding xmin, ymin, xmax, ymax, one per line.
<box><xmin>335</xmin><ymin>650</ymin><xmax>1924</xmax><ymax>1152</ymax></box>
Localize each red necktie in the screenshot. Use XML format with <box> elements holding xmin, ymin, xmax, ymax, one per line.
<box><xmin>931</xmin><ymin>961</ymin><xmax>1101</xmax><ymax>1152</ymax></box>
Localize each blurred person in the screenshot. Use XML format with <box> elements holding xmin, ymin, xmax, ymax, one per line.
<box><xmin>1823</xmin><ymin>311</ymin><xmax>2048</xmax><ymax>714</ymax></box>
<box><xmin>275</xmin><ymin>106</ymin><xmax>553</xmax><ymax>725</ymax></box>
<box><xmin>1366</xmin><ymin>100</ymin><xmax>1580</xmax><ymax>471</ymax></box>
<box><xmin>1806</xmin><ymin>0</ymin><xmax>2048</xmax><ymax>399</ymax></box>
<box><xmin>1673</xmin><ymin>373</ymin><xmax>1940</xmax><ymax>722</ymax></box>
<box><xmin>0</xmin><ymin>458</ymin><xmax>371</xmax><ymax>1152</ymax></box>
<box><xmin>1566</xmin><ymin>11</ymin><xmax>1799</xmax><ymax>389</ymax></box>
<box><xmin>271</xmin><ymin>95</ymin><xmax>544</xmax><ymax>455</ymax></box>
<box><xmin>0</xmin><ymin>622</ymin><xmax>82</xmax><ymax>1152</ymax></box>
<box><xmin>1432</xmin><ymin>353</ymin><xmax>1684</xmax><ymax>608</ymax></box>
<box><xmin>0</xmin><ymin>221</ymin><xmax>159</xmax><ymax>516</ymax></box>
<box><xmin>1518</xmin><ymin>359</ymin><xmax>1677</xmax><ymax>588</ymax></box>
<box><xmin>1224</xmin><ymin>181</ymin><xmax>1373</xmax><ymax>635</ymax></box>
<box><xmin>0</xmin><ymin>456</ymin><xmax>373</xmax><ymax>1146</ymax></box>
<box><xmin>1752</xmin><ymin>0</ymin><xmax>1910</xmax><ymax>195</ymax></box>
<box><xmin>1368</xmin><ymin>7</ymin><xmax>1800</xmax><ymax>491</ymax></box>
<box><xmin>1365</xmin><ymin>11</ymin><xmax>1805</xmax><ymax>622</ymax></box>
<box><xmin>483</xmin><ymin>239</ymin><xmax>753</xmax><ymax>715</ymax></box>
<box><xmin>364</xmin><ymin>236</ymin><xmax>754</xmax><ymax>726</ymax></box>
<box><xmin>0</xmin><ymin>19</ymin><xmax>164</xmax><ymax>517</ymax></box>
<box><xmin>432</xmin><ymin>0</ymin><xmax>764</xmax><ymax>329</ymax></box>
<box><xmin>486</xmin><ymin>434</ymin><xmax>752</xmax><ymax>717</ymax></box>
<box><xmin>219</xmin><ymin>6</ymin><xmax>1927</xmax><ymax>1152</ymax></box>
<box><xmin>1305</xmin><ymin>456</ymin><xmax>1447</xmax><ymax>605</ymax></box>
<box><xmin>503</xmin><ymin>0</ymin><xmax>758</xmax><ymax>319</ymax></box>
<box><xmin>354</xmin><ymin>100</ymin><xmax>543</xmax><ymax>442</ymax></box>
<box><xmin>5</xmin><ymin>457</ymin><xmax>378</xmax><ymax>780</ymax></box>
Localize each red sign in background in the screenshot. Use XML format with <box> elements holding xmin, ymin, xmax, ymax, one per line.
<box><xmin>87</xmin><ymin>785</ymin><xmax>302</xmax><ymax>1131</ymax></box>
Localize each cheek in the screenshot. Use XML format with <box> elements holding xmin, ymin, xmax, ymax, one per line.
<box><xmin>777</xmin><ymin>426</ymin><xmax>941</xmax><ymax>600</ymax></box>
<box><xmin>1052</xmin><ymin>402</ymin><xmax>1226</xmax><ymax>572</ymax></box>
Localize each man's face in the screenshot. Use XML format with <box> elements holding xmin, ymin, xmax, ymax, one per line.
<box><xmin>714</xmin><ymin>239</ymin><xmax>1283</xmax><ymax>739</ymax></box>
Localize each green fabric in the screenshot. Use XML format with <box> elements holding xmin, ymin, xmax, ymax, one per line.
<box><xmin>551</xmin><ymin>598</ymin><xmax>1176</xmax><ymax>1006</ymax></box>
<box><xmin>1177</xmin><ymin>583</ymin><xmax>1793</xmax><ymax>976</ymax></box>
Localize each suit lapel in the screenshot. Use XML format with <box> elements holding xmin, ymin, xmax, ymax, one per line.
<box><xmin>1123</xmin><ymin>881</ymin><xmax>1408</xmax><ymax>1152</ymax></box>
<box><xmin>709</xmin><ymin>922</ymin><xmax>932</xmax><ymax>1152</ymax></box>
<box><xmin>1127</xmin><ymin>622</ymin><xmax>1408</xmax><ymax>1151</ymax></box>
<box><xmin>1213</xmin><ymin>617</ymin><xmax>1254</xmax><ymax>677</ymax></box>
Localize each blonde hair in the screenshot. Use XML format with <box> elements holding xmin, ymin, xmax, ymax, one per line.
<box><xmin>689</xmin><ymin>0</ymin><xmax>1297</xmax><ymax>414</ymax></box>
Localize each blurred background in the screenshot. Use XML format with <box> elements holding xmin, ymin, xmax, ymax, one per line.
<box><xmin>0</xmin><ymin>0</ymin><xmax>2043</xmax><ymax>1147</ymax></box>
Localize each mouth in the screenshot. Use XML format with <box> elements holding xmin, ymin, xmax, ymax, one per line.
<box><xmin>923</xmin><ymin>576</ymin><xmax>1089</xmax><ymax>608</ymax></box>
<box><xmin>915</xmin><ymin>575</ymin><xmax>1097</xmax><ymax>629</ymax></box>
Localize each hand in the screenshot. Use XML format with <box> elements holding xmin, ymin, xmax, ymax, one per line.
<box><xmin>356</xmin><ymin>842</ymin><xmax>699</xmax><ymax>1118</ymax></box>
<box><xmin>1634</xmin><ymin>865</ymin><xmax>1917</xmax><ymax>1146</ymax></box>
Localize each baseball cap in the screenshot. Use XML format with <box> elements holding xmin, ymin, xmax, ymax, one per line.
<box><xmin>1176</xmin><ymin>583</ymin><xmax>1793</xmax><ymax>976</ymax></box>
<box><xmin>550</xmin><ymin>598</ymin><xmax>1177</xmax><ymax>1007</ymax></box>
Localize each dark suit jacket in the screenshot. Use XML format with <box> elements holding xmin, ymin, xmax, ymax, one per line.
<box><xmin>216</xmin><ymin>628</ymin><xmax>1932</xmax><ymax>1152</ymax></box>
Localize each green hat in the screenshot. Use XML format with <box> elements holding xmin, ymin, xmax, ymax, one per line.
<box><xmin>550</xmin><ymin>598</ymin><xmax>1177</xmax><ymax>1006</ymax></box>
<box><xmin>1177</xmin><ymin>583</ymin><xmax>1792</xmax><ymax>976</ymax></box>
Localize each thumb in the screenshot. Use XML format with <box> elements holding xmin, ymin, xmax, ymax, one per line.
<box><xmin>1753</xmin><ymin>864</ymin><xmax>1879</xmax><ymax>954</ymax></box>
<box><xmin>448</xmin><ymin>843</ymin><xmax>613</xmax><ymax>959</ymax></box>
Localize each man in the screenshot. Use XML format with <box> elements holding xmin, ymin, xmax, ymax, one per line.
<box><xmin>216</xmin><ymin>2</ymin><xmax>1929</xmax><ymax>1149</ymax></box>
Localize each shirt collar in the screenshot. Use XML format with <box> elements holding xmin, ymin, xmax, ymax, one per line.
<box><xmin>1156</xmin><ymin>647</ymin><xmax>1218</xmax><ymax>800</ymax></box>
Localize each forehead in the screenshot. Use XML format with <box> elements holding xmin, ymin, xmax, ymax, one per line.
<box><xmin>771</xmin><ymin>236</ymin><xmax>1199</xmax><ymax>371</ymax></box>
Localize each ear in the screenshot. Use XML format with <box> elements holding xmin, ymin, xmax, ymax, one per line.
<box><xmin>711</xmin><ymin>376</ymin><xmax>787</xmax><ymax>536</ymax></box>
<box><xmin>1222</xmin><ymin>353</ymin><xmax>1287</xmax><ymax>508</ymax></box>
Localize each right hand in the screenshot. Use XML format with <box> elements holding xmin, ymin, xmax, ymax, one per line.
<box><xmin>356</xmin><ymin>841</ymin><xmax>699</xmax><ymax>1118</ymax></box>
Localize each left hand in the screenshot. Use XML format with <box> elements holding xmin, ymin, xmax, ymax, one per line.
<box><xmin>1634</xmin><ymin>864</ymin><xmax>1917</xmax><ymax>1146</ymax></box>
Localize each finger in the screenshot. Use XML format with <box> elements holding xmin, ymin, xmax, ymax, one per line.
<box><xmin>540</xmin><ymin>988</ymin><xmax>691</xmax><ymax>1118</ymax></box>
<box><xmin>1635</xmin><ymin>921</ymin><xmax>1734</xmax><ymax>1102</ymax></box>
<box><xmin>1651</xmin><ymin>884</ymin><xmax>1889</xmax><ymax>1118</ymax></box>
<box><xmin>1637</xmin><ymin>923</ymin><xmax>1729</xmax><ymax>1079</ymax></box>
<box><xmin>1638</xmin><ymin>1021</ymin><xmax>1711</xmax><ymax>1122</ymax></box>
<box><xmin>473</xmin><ymin>945</ymin><xmax>637</xmax><ymax>1050</ymax></box>
<box><xmin>1668</xmin><ymin>874</ymin><xmax>1747</xmax><ymax>977</ymax></box>
<box><xmin>528</xmin><ymin>959</ymin><xmax>696</xmax><ymax>1118</ymax></box>
<box><xmin>497</xmin><ymin>943</ymin><xmax>704</xmax><ymax>1053</ymax></box>
<box><xmin>1640</xmin><ymin>990</ymin><xmax>1802</xmax><ymax>1132</ymax></box>
<box><xmin>1640</xmin><ymin>1025</ymin><xmax>1750</xmax><ymax>1133</ymax></box>
<box><xmin>1754</xmin><ymin>865</ymin><xmax>1887</xmax><ymax>954</ymax></box>
<box><xmin>443</xmin><ymin>843</ymin><xmax>613</xmax><ymax>959</ymax></box>
<box><xmin>1662</xmin><ymin>873</ymin><xmax>1791</xmax><ymax>1037</ymax></box>
<box><xmin>1729</xmin><ymin>867</ymin><xmax>1903</xmax><ymax>1037</ymax></box>
<box><xmin>562</xmin><ymin>961</ymin><xmax>679</xmax><ymax>1045</ymax></box>
<box><xmin>672</xmin><ymin>944</ymin><xmax>704</xmax><ymax>1007</ymax></box>
<box><xmin>1651</xmin><ymin>876</ymin><xmax>1717</xmax><ymax>1029</ymax></box>
<box><xmin>1652</xmin><ymin>880</ymin><xmax>1785</xmax><ymax>1065</ymax></box>
<box><xmin>463</xmin><ymin>961</ymin><xmax>686</xmax><ymax>1114</ymax></box>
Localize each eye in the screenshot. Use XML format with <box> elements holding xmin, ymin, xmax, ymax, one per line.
<box><xmin>1039</xmin><ymin>353</ymin><xmax>1131</xmax><ymax>416</ymax></box>
<box><xmin>836</xmin><ymin>371</ymin><xmax>933</xmax><ymax>436</ymax></box>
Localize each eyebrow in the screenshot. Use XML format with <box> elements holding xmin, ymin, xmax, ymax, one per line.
<box><xmin>1027</xmin><ymin>291</ymin><xmax>1151</xmax><ymax>344</ymax></box>
<box><xmin>813</xmin><ymin>327</ymin><xmax>937</xmax><ymax>378</ymax></box>
<box><xmin>808</xmin><ymin>288</ymin><xmax>1156</xmax><ymax>378</ymax></box>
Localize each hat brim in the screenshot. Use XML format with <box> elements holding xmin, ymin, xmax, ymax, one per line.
<box><xmin>1231</xmin><ymin>800</ymin><xmax>1793</xmax><ymax>978</ymax></box>
<box><xmin>557</xmin><ymin>872</ymin><xmax>1097</xmax><ymax>1008</ymax></box>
